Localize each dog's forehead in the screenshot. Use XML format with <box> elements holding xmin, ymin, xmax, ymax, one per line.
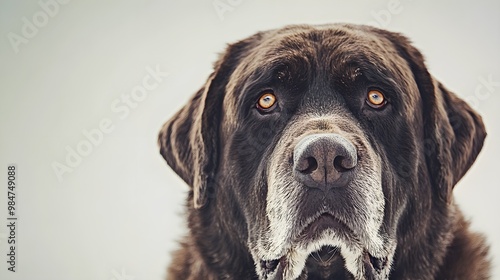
<box><xmin>231</xmin><ymin>26</ymin><xmax>412</xmax><ymax>90</ymax></box>
<box><xmin>223</xmin><ymin>25</ymin><xmax>420</xmax><ymax>118</ymax></box>
<box><xmin>249</xmin><ymin>26</ymin><xmax>403</xmax><ymax>74</ymax></box>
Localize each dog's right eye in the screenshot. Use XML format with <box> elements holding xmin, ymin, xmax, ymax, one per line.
<box><xmin>256</xmin><ymin>91</ymin><xmax>277</xmax><ymax>113</ymax></box>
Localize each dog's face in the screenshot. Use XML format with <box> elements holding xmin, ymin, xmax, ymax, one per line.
<box><xmin>159</xmin><ymin>24</ymin><xmax>485</xmax><ymax>279</ymax></box>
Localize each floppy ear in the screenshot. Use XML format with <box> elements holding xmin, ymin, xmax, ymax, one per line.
<box><xmin>158</xmin><ymin>37</ymin><xmax>256</xmax><ymax>209</ymax></box>
<box><xmin>378</xmin><ymin>29</ymin><xmax>487</xmax><ymax>203</ymax></box>
<box><xmin>426</xmin><ymin>81</ymin><xmax>487</xmax><ymax>202</ymax></box>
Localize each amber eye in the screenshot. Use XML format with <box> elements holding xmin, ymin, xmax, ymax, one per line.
<box><xmin>366</xmin><ymin>90</ymin><xmax>387</xmax><ymax>108</ymax></box>
<box><xmin>257</xmin><ymin>92</ymin><xmax>277</xmax><ymax>111</ymax></box>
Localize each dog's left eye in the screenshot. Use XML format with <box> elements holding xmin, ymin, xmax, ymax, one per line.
<box><xmin>256</xmin><ymin>91</ymin><xmax>277</xmax><ymax>112</ymax></box>
<box><xmin>366</xmin><ymin>90</ymin><xmax>387</xmax><ymax>109</ymax></box>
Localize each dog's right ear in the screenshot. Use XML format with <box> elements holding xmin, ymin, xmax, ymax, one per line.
<box><xmin>158</xmin><ymin>35</ymin><xmax>258</xmax><ymax>209</ymax></box>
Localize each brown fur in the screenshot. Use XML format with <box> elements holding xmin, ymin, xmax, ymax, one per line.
<box><xmin>159</xmin><ymin>24</ymin><xmax>490</xmax><ymax>279</ymax></box>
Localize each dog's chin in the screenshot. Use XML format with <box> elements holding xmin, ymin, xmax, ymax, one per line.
<box><xmin>305</xmin><ymin>246</ymin><xmax>388</xmax><ymax>279</ymax></box>
<box><xmin>259</xmin><ymin>213</ymin><xmax>389</xmax><ymax>280</ymax></box>
<box><xmin>261</xmin><ymin>247</ymin><xmax>387</xmax><ymax>280</ymax></box>
<box><xmin>305</xmin><ymin>246</ymin><xmax>350</xmax><ymax>279</ymax></box>
<box><xmin>260</xmin><ymin>247</ymin><xmax>387</xmax><ymax>280</ymax></box>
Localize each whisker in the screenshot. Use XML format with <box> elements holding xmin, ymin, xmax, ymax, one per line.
<box><xmin>317</xmin><ymin>251</ymin><xmax>325</xmax><ymax>263</ymax></box>
<box><xmin>325</xmin><ymin>247</ymin><xmax>339</xmax><ymax>263</ymax></box>
<box><xmin>310</xmin><ymin>252</ymin><xmax>320</xmax><ymax>263</ymax></box>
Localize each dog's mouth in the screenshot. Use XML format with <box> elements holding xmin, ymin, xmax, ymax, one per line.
<box><xmin>260</xmin><ymin>213</ymin><xmax>388</xmax><ymax>279</ymax></box>
<box><xmin>298</xmin><ymin>213</ymin><xmax>353</xmax><ymax>242</ymax></box>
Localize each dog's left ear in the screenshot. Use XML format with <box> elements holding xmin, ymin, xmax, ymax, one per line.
<box><xmin>377</xmin><ymin>28</ymin><xmax>487</xmax><ymax>203</ymax></box>
<box><xmin>428</xmin><ymin>81</ymin><xmax>487</xmax><ymax>202</ymax></box>
<box><xmin>158</xmin><ymin>36</ymin><xmax>258</xmax><ymax>209</ymax></box>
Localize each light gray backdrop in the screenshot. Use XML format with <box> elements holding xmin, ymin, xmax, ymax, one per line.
<box><xmin>0</xmin><ymin>1</ymin><xmax>499</xmax><ymax>279</ymax></box>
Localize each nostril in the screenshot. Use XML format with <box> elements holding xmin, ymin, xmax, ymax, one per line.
<box><xmin>298</xmin><ymin>157</ymin><xmax>318</xmax><ymax>174</ymax></box>
<box><xmin>333</xmin><ymin>156</ymin><xmax>355</xmax><ymax>172</ymax></box>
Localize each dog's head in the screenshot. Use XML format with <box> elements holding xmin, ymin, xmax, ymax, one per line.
<box><xmin>159</xmin><ymin>24</ymin><xmax>486</xmax><ymax>279</ymax></box>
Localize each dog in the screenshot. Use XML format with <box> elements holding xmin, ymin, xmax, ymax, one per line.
<box><xmin>158</xmin><ymin>24</ymin><xmax>490</xmax><ymax>279</ymax></box>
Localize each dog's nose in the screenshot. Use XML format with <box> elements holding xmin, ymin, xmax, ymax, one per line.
<box><xmin>293</xmin><ymin>133</ymin><xmax>357</xmax><ymax>190</ymax></box>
